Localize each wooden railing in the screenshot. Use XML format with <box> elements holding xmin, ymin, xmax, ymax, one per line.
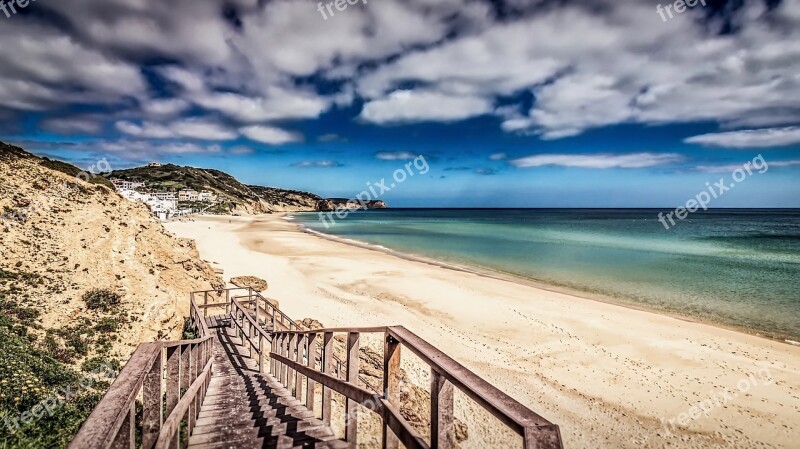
<box><xmin>69</xmin><ymin>296</ymin><xmax>215</xmax><ymax>449</ymax></box>
<box><xmin>195</xmin><ymin>288</ymin><xmax>381</xmax><ymax>392</ymax></box>
<box><xmin>268</xmin><ymin>326</ymin><xmax>563</xmax><ymax>449</ymax></box>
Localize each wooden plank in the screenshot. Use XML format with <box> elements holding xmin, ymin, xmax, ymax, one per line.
<box><xmin>321</xmin><ymin>332</ymin><xmax>333</xmax><ymax>427</ymax></box>
<box><xmin>305</xmin><ymin>333</ymin><xmax>317</xmax><ymax>412</ymax></box>
<box><xmin>155</xmin><ymin>357</ymin><xmax>214</xmax><ymax>448</ymax></box>
<box><xmin>431</xmin><ymin>369</ymin><xmax>454</xmax><ymax>449</ymax></box>
<box><xmin>109</xmin><ymin>402</ymin><xmax>135</xmax><ymax>449</ymax></box>
<box><xmin>346</xmin><ymin>333</ymin><xmax>360</xmax><ymax>448</ymax></box>
<box><xmin>295</xmin><ymin>335</ymin><xmax>305</xmax><ymax>401</ymax></box>
<box><xmin>68</xmin><ymin>343</ymin><xmax>160</xmax><ymax>449</ymax></box>
<box><xmin>383</xmin><ymin>334</ymin><xmax>401</xmax><ymax>449</ymax></box>
<box><xmin>141</xmin><ymin>350</ymin><xmax>163</xmax><ymax>449</ymax></box>
<box><xmin>165</xmin><ymin>346</ymin><xmax>180</xmax><ymax>419</ymax></box>
<box><xmin>523</xmin><ymin>425</ymin><xmax>563</xmax><ymax>449</ymax></box>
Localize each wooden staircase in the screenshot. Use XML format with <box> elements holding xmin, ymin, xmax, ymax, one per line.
<box><xmin>187</xmin><ymin>326</ymin><xmax>347</xmax><ymax>449</ymax></box>
<box><xmin>69</xmin><ymin>287</ymin><xmax>563</xmax><ymax>449</ymax></box>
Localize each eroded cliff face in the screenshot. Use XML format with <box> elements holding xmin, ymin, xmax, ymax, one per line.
<box><xmin>0</xmin><ymin>144</ymin><xmax>222</xmax><ymax>366</ymax></box>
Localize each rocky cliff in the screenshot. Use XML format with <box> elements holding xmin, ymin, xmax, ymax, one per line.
<box><xmin>0</xmin><ymin>142</ymin><xmax>222</xmax><ymax>446</ymax></box>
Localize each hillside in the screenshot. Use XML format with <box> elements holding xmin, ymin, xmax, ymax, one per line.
<box><xmin>0</xmin><ymin>142</ymin><xmax>222</xmax><ymax>447</ymax></box>
<box><xmin>110</xmin><ymin>164</ymin><xmax>388</xmax><ymax>213</ymax></box>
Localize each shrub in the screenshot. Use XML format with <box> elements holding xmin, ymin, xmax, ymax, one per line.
<box><xmin>82</xmin><ymin>289</ymin><xmax>121</xmax><ymax>311</ymax></box>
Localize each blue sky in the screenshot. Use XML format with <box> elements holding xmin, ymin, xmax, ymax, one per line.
<box><xmin>1</xmin><ymin>0</ymin><xmax>798</xmax><ymax>207</ymax></box>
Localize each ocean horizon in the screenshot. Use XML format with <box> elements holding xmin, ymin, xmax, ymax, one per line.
<box><xmin>293</xmin><ymin>208</ymin><xmax>800</xmax><ymax>342</ymax></box>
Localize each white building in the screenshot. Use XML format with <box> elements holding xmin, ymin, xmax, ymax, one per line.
<box><xmin>179</xmin><ymin>189</ymin><xmax>197</xmax><ymax>201</ymax></box>
<box><xmin>152</xmin><ymin>191</ymin><xmax>176</xmax><ymax>201</ymax></box>
<box><xmin>198</xmin><ymin>190</ymin><xmax>217</xmax><ymax>202</ymax></box>
<box><xmin>118</xmin><ymin>190</ymin><xmax>178</xmax><ymax>221</ymax></box>
<box><xmin>110</xmin><ymin>179</ymin><xmax>145</xmax><ymax>191</ymax></box>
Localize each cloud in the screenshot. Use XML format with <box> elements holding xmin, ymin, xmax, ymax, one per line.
<box><xmin>40</xmin><ymin>117</ymin><xmax>103</xmax><ymax>135</ymax></box>
<box><xmin>239</xmin><ymin>126</ymin><xmax>303</xmax><ymax>145</ymax></box>
<box><xmin>489</xmin><ymin>152</ymin><xmax>507</xmax><ymax>161</ymax></box>
<box><xmin>685</xmin><ymin>127</ymin><xmax>800</xmax><ymax>148</ymax></box>
<box><xmin>375</xmin><ymin>151</ymin><xmax>418</xmax><ymax>161</ymax></box>
<box><xmin>291</xmin><ymin>160</ymin><xmax>343</xmax><ymax>168</ymax></box>
<box><xmin>167</xmin><ymin>118</ymin><xmax>238</xmax><ymax>141</ymax></box>
<box><xmin>696</xmin><ymin>159</ymin><xmax>800</xmax><ymax>173</ymax></box>
<box><xmin>193</xmin><ymin>87</ymin><xmax>329</xmax><ymax>123</ymax></box>
<box><xmin>141</xmin><ymin>98</ymin><xmax>190</xmax><ymax>117</ymax></box>
<box><xmin>360</xmin><ymin>90</ymin><xmax>493</xmax><ymax>124</ymax></box>
<box><xmin>509</xmin><ymin>152</ymin><xmax>685</xmax><ymax>169</ymax></box>
<box><xmin>474</xmin><ymin>167</ymin><xmax>499</xmax><ymax>175</ymax></box>
<box><xmin>116</xmin><ymin>118</ymin><xmax>237</xmax><ymax>141</ymax></box>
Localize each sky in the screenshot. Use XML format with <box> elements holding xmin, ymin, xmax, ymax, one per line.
<box><xmin>0</xmin><ymin>0</ymin><xmax>798</xmax><ymax>207</ymax></box>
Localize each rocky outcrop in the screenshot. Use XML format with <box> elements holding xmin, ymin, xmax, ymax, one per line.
<box><xmin>230</xmin><ymin>275</ymin><xmax>269</xmax><ymax>292</ymax></box>
<box><xmin>317</xmin><ymin>198</ymin><xmax>389</xmax><ymax>211</ymax></box>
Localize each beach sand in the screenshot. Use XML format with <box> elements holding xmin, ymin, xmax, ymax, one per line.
<box><xmin>165</xmin><ymin>215</ymin><xmax>800</xmax><ymax>449</ymax></box>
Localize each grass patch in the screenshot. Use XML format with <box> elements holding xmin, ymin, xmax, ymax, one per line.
<box><xmin>82</xmin><ymin>289</ymin><xmax>121</xmax><ymax>311</ymax></box>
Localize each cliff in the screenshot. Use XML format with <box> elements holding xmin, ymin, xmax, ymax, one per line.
<box><xmin>0</xmin><ymin>142</ymin><xmax>222</xmax><ymax>446</ymax></box>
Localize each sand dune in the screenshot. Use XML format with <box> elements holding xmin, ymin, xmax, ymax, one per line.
<box><xmin>166</xmin><ymin>215</ymin><xmax>800</xmax><ymax>449</ymax></box>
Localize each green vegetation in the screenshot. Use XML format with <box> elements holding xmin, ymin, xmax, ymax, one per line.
<box><xmin>82</xmin><ymin>289</ymin><xmax>122</xmax><ymax>311</ymax></box>
<box><xmin>0</xmin><ymin>269</ymin><xmax>122</xmax><ymax>447</ymax></box>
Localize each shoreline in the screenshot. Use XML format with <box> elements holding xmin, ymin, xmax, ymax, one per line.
<box><xmin>289</xmin><ymin>215</ymin><xmax>799</xmax><ymax>346</ymax></box>
<box><xmin>166</xmin><ymin>214</ymin><xmax>800</xmax><ymax>449</ymax></box>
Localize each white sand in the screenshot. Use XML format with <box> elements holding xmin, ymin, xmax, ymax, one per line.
<box><xmin>166</xmin><ymin>215</ymin><xmax>800</xmax><ymax>449</ymax></box>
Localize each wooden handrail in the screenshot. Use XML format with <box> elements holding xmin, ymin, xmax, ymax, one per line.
<box><xmin>70</xmin><ymin>294</ymin><xmax>215</xmax><ymax>449</ymax></box>
<box><xmin>269</xmin><ymin>326</ymin><xmax>564</xmax><ymax>449</ymax></box>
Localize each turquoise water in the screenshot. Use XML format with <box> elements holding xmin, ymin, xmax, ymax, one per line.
<box><xmin>292</xmin><ymin>209</ymin><xmax>800</xmax><ymax>340</ymax></box>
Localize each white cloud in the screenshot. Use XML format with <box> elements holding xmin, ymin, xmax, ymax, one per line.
<box><xmin>239</xmin><ymin>126</ymin><xmax>302</xmax><ymax>145</ymax></box>
<box><xmin>375</xmin><ymin>151</ymin><xmax>417</xmax><ymax>161</ymax></box>
<box><xmin>509</xmin><ymin>152</ymin><xmax>685</xmax><ymax>169</ymax></box>
<box><xmin>116</xmin><ymin>119</ymin><xmax>237</xmax><ymax>141</ymax></box>
<box><xmin>360</xmin><ymin>90</ymin><xmax>493</xmax><ymax>124</ymax></box>
<box><xmin>116</xmin><ymin>121</ymin><xmax>176</xmax><ymax>139</ymax></box>
<box><xmin>40</xmin><ymin>117</ymin><xmax>103</xmax><ymax>135</ymax></box>
<box><xmin>169</xmin><ymin>118</ymin><xmax>238</xmax><ymax>140</ymax></box>
<box><xmin>292</xmin><ymin>160</ymin><xmax>343</xmax><ymax>168</ymax></box>
<box><xmin>194</xmin><ymin>88</ymin><xmax>328</xmax><ymax>123</ymax></box>
<box><xmin>489</xmin><ymin>152</ymin><xmax>507</xmax><ymax>161</ymax></box>
<box><xmin>685</xmin><ymin>127</ymin><xmax>800</xmax><ymax>148</ymax></box>
<box><xmin>696</xmin><ymin>159</ymin><xmax>800</xmax><ymax>173</ymax></box>
<box><xmin>141</xmin><ymin>98</ymin><xmax>190</xmax><ymax>117</ymax></box>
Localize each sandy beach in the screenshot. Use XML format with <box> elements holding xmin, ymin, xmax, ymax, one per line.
<box><xmin>166</xmin><ymin>215</ymin><xmax>800</xmax><ymax>449</ymax></box>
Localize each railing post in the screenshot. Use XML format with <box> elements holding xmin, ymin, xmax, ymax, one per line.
<box><xmin>225</xmin><ymin>289</ymin><xmax>230</xmax><ymax>316</ymax></box>
<box><xmin>110</xmin><ymin>401</ymin><xmax>135</xmax><ymax>449</ymax></box>
<box><xmin>166</xmin><ymin>346</ymin><xmax>180</xmax><ymax>420</ymax></box>
<box><xmin>346</xmin><ymin>332</ymin><xmax>360</xmax><ymax>448</ymax></box>
<box><xmin>203</xmin><ymin>291</ymin><xmax>208</xmax><ymax>318</ymax></box>
<box><xmin>142</xmin><ymin>349</ymin><xmax>163</xmax><ymax>448</ymax></box>
<box><xmin>258</xmin><ymin>333</ymin><xmax>264</xmax><ymax>374</ymax></box>
<box><xmin>382</xmin><ymin>333</ymin><xmax>401</xmax><ymax>449</ymax></box>
<box><xmin>431</xmin><ymin>369</ymin><xmax>454</xmax><ymax>449</ymax></box>
<box><xmin>322</xmin><ymin>332</ymin><xmax>334</xmax><ymax>427</ymax></box>
<box><xmin>306</xmin><ymin>333</ymin><xmax>317</xmax><ymax>411</ymax></box>
<box><xmin>295</xmin><ymin>334</ymin><xmax>305</xmax><ymax>401</ymax></box>
<box><xmin>287</xmin><ymin>334</ymin><xmax>297</xmax><ymax>392</ymax></box>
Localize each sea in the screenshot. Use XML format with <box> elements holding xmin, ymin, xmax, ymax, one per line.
<box><xmin>290</xmin><ymin>209</ymin><xmax>800</xmax><ymax>342</ymax></box>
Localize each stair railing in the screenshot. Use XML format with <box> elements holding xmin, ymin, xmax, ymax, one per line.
<box><xmin>269</xmin><ymin>326</ymin><xmax>564</xmax><ymax>449</ymax></box>
<box><xmin>69</xmin><ymin>296</ymin><xmax>215</xmax><ymax>449</ymax></box>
